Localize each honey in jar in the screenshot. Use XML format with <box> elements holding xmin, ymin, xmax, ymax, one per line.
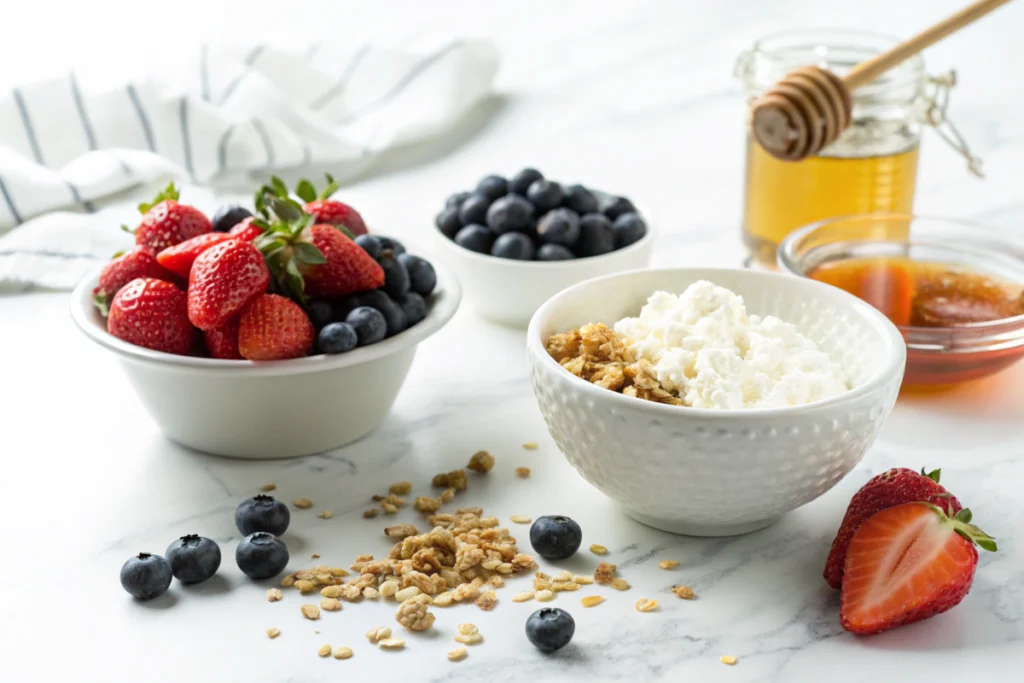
<box><xmin>735</xmin><ymin>29</ymin><xmax>927</xmax><ymax>266</ymax></box>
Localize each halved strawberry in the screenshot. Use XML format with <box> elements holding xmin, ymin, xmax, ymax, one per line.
<box><xmin>107</xmin><ymin>278</ymin><xmax>195</xmax><ymax>355</ymax></box>
<box><xmin>93</xmin><ymin>248</ymin><xmax>177</xmax><ymax>315</ymax></box>
<box><xmin>204</xmin><ymin>317</ymin><xmax>243</xmax><ymax>360</ymax></box>
<box><xmin>824</xmin><ymin>467</ymin><xmax>962</xmax><ymax>589</ymax></box>
<box><xmin>156</xmin><ymin>232</ymin><xmax>236</xmax><ymax>279</ymax></box>
<box><xmin>229</xmin><ymin>216</ymin><xmax>267</xmax><ymax>242</ymax></box>
<box><xmin>258</xmin><ymin>174</ymin><xmax>368</xmax><ymax>236</ymax></box>
<box><xmin>128</xmin><ymin>182</ymin><xmax>212</xmax><ymax>253</ymax></box>
<box><xmin>187</xmin><ymin>240</ymin><xmax>270</xmax><ymax>331</ymax></box>
<box><xmin>238</xmin><ymin>294</ymin><xmax>314</xmax><ymax>361</ymax></box>
<box><xmin>840</xmin><ymin>502</ymin><xmax>996</xmax><ymax>635</ymax></box>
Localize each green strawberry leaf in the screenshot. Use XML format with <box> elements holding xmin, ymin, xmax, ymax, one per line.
<box><xmin>267</xmin><ymin>197</ymin><xmax>305</xmax><ymax>223</ymax></box>
<box><xmin>294</xmin><ymin>242</ymin><xmax>325</xmax><ymax>264</ymax></box>
<box><xmin>93</xmin><ymin>293</ymin><xmax>111</xmax><ymax>317</ymax></box>
<box><xmin>320</xmin><ymin>172</ymin><xmax>342</xmax><ymax>200</ymax></box>
<box><xmin>249</xmin><ymin>217</ymin><xmax>271</xmax><ymax>233</ymax></box>
<box><xmin>138</xmin><ymin>181</ymin><xmax>179</xmax><ymax>213</ymax></box>
<box><xmin>111</xmin><ymin>249</ymin><xmax>126</xmax><ymax>259</ymax></box>
<box><xmin>954</xmin><ymin>508</ymin><xmax>973</xmax><ymax>524</ymax></box>
<box><xmin>975</xmin><ymin>536</ymin><xmax>998</xmax><ymax>553</ymax></box>
<box><xmin>295</xmin><ymin>179</ymin><xmax>317</xmax><ymax>204</ymax></box>
<box><xmin>120</xmin><ymin>224</ymin><xmax>135</xmax><ymax>235</ymax></box>
<box><xmin>922</xmin><ymin>467</ymin><xmax>942</xmax><ymax>483</ymax></box>
<box><xmin>284</xmin><ymin>257</ymin><xmax>305</xmax><ymax>299</ymax></box>
<box><xmin>270</xmin><ymin>176</ymin><xmax>289</xmax><ymax>198</ymax></box>
<box><xmin>334</xmin><ymin>224</ymin><xmax>355</xmax><ymax>240</ymax></box>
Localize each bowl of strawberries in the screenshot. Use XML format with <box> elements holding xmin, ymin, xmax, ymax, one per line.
<box><xmin>71</xmin><ymin>177</ymin><xmax>461</xmax><ymax>459</ymax></box>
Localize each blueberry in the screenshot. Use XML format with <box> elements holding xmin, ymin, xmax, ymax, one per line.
<box><xmin>235</xmin><ymin>494</ymin><xmax>290</xmax><ymax>536</ymax></box>
<box><xmin>120</xmin><ymin>553</ymin><xmax>173</xmax><ymax>600</ymax></box>
<box><xmin>379</xmin><ymin>252</ymin><xmax>411</xmax><ymax>299</ymax></box>
<box><xmin>510</xmin><ymin>168</ymin><xmax>544</xmax><ymax>195</ymax></box>
<box><xmin>458</xmin><ymin>193</ymin><xmax>492</xmax><ymax>226</ymax></box>
<box><xmin>454</xmin><ymin>224</ymin><xmax>495</xmax><ymax>254</ymax></box>
<box><xmin>491</xmin><ymin>232</ymin><xmax>536</xmax><ymax>260</ymax></box>
<box><xmin>318</xmin><ymin>322</ymin><xmax>358</xmax><ymax>354</ymax></box>
<box><xmin>435</xmin><ymin>208</ymin><xmax>462</xmax><ymax>240</ymax></box>
<box><xmin>537</xmin><ymin>244</ymin><xmax>575</xmax><ymax>261</ymax></box>
<box><xmin>526</xmin><ymin>180</ymin><xmax>563</xmax><ymax>213</ymax></box>
<box><xmin>446</xmin><ymin>191</ymin><xmax>471</xmax><ymax>210</ymax></box>
<box><xmin>484</xmin><ymin>195</ymin><xmax>534</xmax><ymax>235</ymax></box>
<box><xmin>345</xmin><ymin>305</ymin><xmax>388</xmax><ymax>345</ymax></box>
<box><xmin>397</xmin><ymin>253</ymin><xmax>437</xmax><ymax>296</ymax></box>
<box><xmin>331</xmin><ymin>293</ymin><xmax>361</xmax><ymax>322</ymax></box>
<box><xmin>397</xmin><ymin>292</ymin><xmax>427</xmax><ymax>326</ymax></box>
<box><xmin>577</xmin><ymin>213</ymin><xmax>615</xmax><ymax>257</ymax></box>
<box><xmin>476</xmin><ymin>174</ymin><xmax>508</xmax><ymax>201</ymax></box>
<box><xmin>165</xmin><ymin>534</ymin><xmax>221</xmax><ymax>584</ymax></box>
<box><xmin>601</xmin><ymin>196</ymin><xmax>636</xmax><ymax>221</ymax></box>
<box><xmin>235</xmin><ymin>532</ymin><xmax>289</xmax><ymax>580</ymax></box>
<box><xmin>358</xmin><ymin>290</ymin><xmax>408</xmax><ymax>337</ymax></box>
<box><xmin>563</xmin><ymin>185</ymin><xmax>599</xmax><ymax>215</ymax></box>
<box><xmin>308</xmin><ymin>300</ymin><xmax>334</xmax><ymax>329</ymax></box>
<box><xmin>211</xmin><ymin>204</ymin><xmax>252</xmax><ymax>233</ymax></box>
<box><xmin>612</xmin><ymin>212</ymin><xmax>647</xmax><ymax>248</ymax></box>
<box><xmin>354</xmin><ymin>234</ymin><xmax>383</xmax><ymax>260</ymax></box>
<box><xmin>537</xmin><ymin>208</ymin><xmax>581</xmax><ymax>247</ymax></box>
<box><xmin>377</xmin><ymin>236</ymin><xmax>406</xmax><ymax>255</ymax></box>
<box><xmin>526</xmin><ymin>607</ymin><xmax>575</xmax><ymax>653</ymax></box>
<box><xmin>529</xmin><ymin>515</ymin><xmax>582</xmax><ymax>559</ymax></box>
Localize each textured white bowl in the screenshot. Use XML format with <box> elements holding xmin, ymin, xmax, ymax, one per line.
<box><xmin>527</xmin><ymin>267</ymin><xmax>906</xmax><ymax>537</ymax></box>
<box><xmin>434</xmin><ymin>214</ymin><xmax>654</xmax><ymax>328</ymax></box>
<box><xmin>70</xmin><ymin>262</ymin><xmax>461</xmax><ymax>459</ymax></box>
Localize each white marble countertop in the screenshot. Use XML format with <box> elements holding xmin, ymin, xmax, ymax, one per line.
<box><xmin>2</xmin><ymin>1</ymin><xmax>1024</xmax><ymax>681</ymax></box>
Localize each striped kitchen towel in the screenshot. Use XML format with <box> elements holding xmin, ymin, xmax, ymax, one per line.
<box><xmin>0</xmin><ymin>39</ymin><xmax>499</xmax><ymax>290</ymax></box>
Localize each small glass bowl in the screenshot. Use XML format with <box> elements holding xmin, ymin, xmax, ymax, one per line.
<box><xmin>778</xmin><ymin>214</ymin><xmax>1024</xmax><ymax>386</ymax></box>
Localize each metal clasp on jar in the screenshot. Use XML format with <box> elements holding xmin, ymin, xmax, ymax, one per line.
<box><xmin>923</xmin><ymin>70</ymin><xmax>984</xmax><ymax>178</ymax></box>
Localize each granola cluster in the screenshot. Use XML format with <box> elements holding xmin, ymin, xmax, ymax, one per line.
<box><xmin>546</xmin><ymin>323</ymin><xmax>683</xmax><ymax>405</ymax></box>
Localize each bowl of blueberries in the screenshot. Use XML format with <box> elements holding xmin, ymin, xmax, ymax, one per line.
<box><xmin>434</xmin><ymin>168</ymin><xmax>654</xmax><ymax>327</ymax></box>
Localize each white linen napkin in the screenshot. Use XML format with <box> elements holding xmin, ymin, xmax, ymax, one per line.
<box><xmin>0</xmin><ymin>39</ymin><xmax>499</xmax><ymax>291</ymax></box>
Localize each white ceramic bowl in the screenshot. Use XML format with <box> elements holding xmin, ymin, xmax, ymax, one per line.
<box><xmin>70</xmin><ymin>262</ymin><xmax>461</xmax><ymax>459</ymax></box>
<box><xmin>527</xmin><ymin>267</ymin><xmax>906</xmax><ymax>537</ymax></box>
<box><xmin>434</xmin><ymin>214</ymin><xmax>655</xmax><ymax>328</ymax></box>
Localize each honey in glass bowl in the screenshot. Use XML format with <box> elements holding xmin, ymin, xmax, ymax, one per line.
<box><xmin>778</xmin><ymin>214</ymin><xmax>1024</xmax><ymax>386</ymax></box>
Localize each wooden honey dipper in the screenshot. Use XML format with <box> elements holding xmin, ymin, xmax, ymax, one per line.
<box><xmin>751</xmin><ymin>0</ymin><xmax>1014</xmax><ymax>161</ymax></box>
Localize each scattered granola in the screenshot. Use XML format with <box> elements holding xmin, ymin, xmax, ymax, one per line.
<box><xmin>658</xmin><ymin>560</ymin><xmax>680</xmax><ymax>570</ymax></box>
<box><xmin>280</xmin><ymin>575</ymin><xmax>296</xmax><ymax>588</ymax></box>
<box><xmin>457</xmin><ymin>623</ymin><xmax>478</xmax><ymax>636</ymax></box>
<box><xmin>515</xmin><ymin>467</ymin><xmax>531</xmax><ymax>478</ymax></box>
<box><xmin>573</xmin><ymin>575</ymin><xmax>594</xmax><ymax>585</ymax></box>
<box><xmin>260</xmin><ymin>483</ymin><xmax>276</xmax><ymax>492</ymax></box>
<box><xmin>384</xmin><ymin>494</ymin><xmax>407</xmax><ymax>508</ymax></box>
<box><xmin>431</xmin><ymin>473</ymin><xmax>450</xmax><ymax>487</ymax></box>
<box><xmin>553</xmin><ymin>570</ymin><xmax>573</xmax><ymax>582</ymax></box>
<box><xmin>366</xmin><ymin>626</ymin><xmax>392</xmax><ymax>643</ymax></box>
<box><xmin>318</xmin><ymin>644</ymin><xmax>332</xmax><ymax>657</ymax></box>
<box><xmin>672</xmin><ymin>585</ymin><xmax>695</xmax><ymax>599</ymax></box>
<box><xmin>378</xmin><ymin>638</ymin><xmax>405</xmax><ymax>650</ymax></box>
<box><xmin>266</xmin><ymin>588</ymin><xmax>283</xmax><ymax>602</ymax></box>
<box><xmin>379</xmin><ymin>581</ymin><xmax>398</xmax><ymax>598</ymax></box>
<box><xmin>381</xmin><ymin>502</ymin><xmax>398</xmax><ymax>515</ymax></box>
<box><xmin>475</xmin><ymin>590</ymin><xmax>498</xmax><ymax>611</ymax></box>
<box><xmin>394</xmin><ymin>586</ymin><xmax>422</xmax><ymax>602</ymax></box>
<box><xmin>454</xmin><ymin>623</ymin><xmax>483</xmax><ymax>645</ymax></box>
<box><xmin>580</xmin><ymin>595</ymin><xmax>604</xmax><ymax>607</ymax></box>
<box><xmin>467</xmin><ymin>450</ymin><xmax>495</xmax><ymax>473</ymax></box>
<box><xmin>589</xmin><ymin>544</ymin><xmax>608</xmax><ymax>555</ymax></box>
<box><xmin>384</xmin><ymin>523</ymin><xmax>419</xmax><ymax>539</ymax></box>
<box><xmin>311</xmin><ymin>553</ymin><xmax>320</xmax><ymax>559</ymax></box>
<box><xmin>536</xmin><ymin>589</ymin><xmax>555</xmax><ymax>602</ymax></box>
<box><xmin>266</xmin><ymin>627</ymin><xmax>280</xmax><ymax>639</ymax></box>
<box><xmin>522</xmin><ymin>442</ymin><xmax>538</xmax><ymax>450</ymax></box>
<box><xmin>389</xmin><ymin>481</ymin><xmax>413</xmax><ymax>495</ymax></box>
<box><xmin>301</xmin><ymin>604</ymin><xmax>321</xmax><ymax>620</ymax></box>
<box><xmin>512</xmin><ymin>591</ymin><xmax>535</xmax><ymax>602</ymax></box>
<box><xmin>610</xmin><ymin>578</ymin><xmax>631</xmax><ymax>591</ymax></box>
<box><xmin>510</xmin><ymin>515</ymin><xmax>531</xmax><ymax>524</ymax></box>
<box><xmin>320</xmin><ymin>597</ymin><xmax>342</xmax><ymax>612</ymax></box>
<box><xmin>448</xmin><ymin>647</ymin><xmax>468</xmax><ymax>662</ymax></box>
<box><xmin>433</xmin><ymin>591</ymin><xmax>454</xmax><ymax>607</ymax></box>
<box><xmin>414</xmin><ymin>496</ymin><xmax>440</xmax><ymax>513</ymax></box>
<box><xmin>295</xmin><ymin>579</ymin><xmax>317</xmax><ymax>594</ymax></box>
<box><xmin>720</xmin><ymin>655</ymin><xmax>737</xmax><ymax>666</ymax></box>
<box><xmin>363</xmin><ymin>508</ymin><xmax>379</xmax><ymax>519</ymax></box>
<box><xmin>293</xmin><ymin>497</ymin><xmax>313</xmax><ymax>509</ymax></box>
<box><xmin>316</xmin><ymin>510</ymin><xmax>333</xmax><ymax>519</ymax></box>
<box><xmin>635</xmin><ymin>598</ymin><xmax>658</xmax><ymax>612</ymax></box>
<box><xmin>362</xmin><ymin>587</ymin><xmax>380</xmax><ymax>600</ymax></box>
<box><xmin>333</xmin><ymin>646</ymin><xmax>353</xmax><ymax>660</ymax></box>
<box><xmin>447</xmin><ymin>469</ymin><xmax>468</xmax><ymax>491</ymax></box>
<box><xmin>438</xmin><ymin>487</ymin><xmax>456</xmax><ymax>503</ymax></box>
<box><xmin>594</xmin><ymin>562</ymin><xmax>617</xmax><ymax>584</ymax></box>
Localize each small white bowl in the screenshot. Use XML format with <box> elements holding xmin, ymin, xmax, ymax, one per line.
<box><xmin>434</xmin><ymin>214</ymin><xmax>654</xmax><ymax>328</ymax></box>
<box><xmin>527</xmin><ymin>267</ymin><xmax>906</xmax><ymax>537</ymax></box>
<box><xmin>70</xmin><ymin>262</ymin><xmax>462</xmax><ymax>459</ymax></box>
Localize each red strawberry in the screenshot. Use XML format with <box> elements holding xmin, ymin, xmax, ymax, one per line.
<box><xmin>303</xmin><ymin>199</ymin><xmax>367</xmax><ymax>236</ymax></box>
<box><xmin>229</xmin><ymin>216</ymin><xmax>266</xmax><ymax>242</ymax></box>
<box><xmin>824</xmin><ymin>467</ymin><xmax>962</xmax><ymax>589</ymax></box>
<box><xmin>840</xmin><ymin>502</ymin><xmax>996</xmax><ymax>635</ymax></box>
<box><xmin>156</xmin><ymin>233</ymin><xmax>236</xmax><ymax>279</ymax></box>
<box><xmin>187</xmin><ymin>240</ymin><xmax>270</xmax><ymax>331</ymax></box>
<box><xmin>204</xmin><ymin>317</ymin><xmax>243</xmax><ymax>360</ymax></box>
<box><xmin>93</xmin><ymin>248</ymin><xmax>177</xmax><ymax>315</ymax></box>
<box><xmin>107</xmin><ymin>278</ymin><xmax>194</xmax><ymax>355</ymax></box>
<box><xmin>299</xmin><ymin>224</ymin><xmax>382</xmax><ymax>296</ymax></box>
<box><xmin>130</xmin><ymin>182</ymin><xmax>212</xmax><ymax>253</ymax></box>
<box><xmin>237</xmin><ymin>294</ymin><xmax>314</xmax><ymax>361</ymax></box>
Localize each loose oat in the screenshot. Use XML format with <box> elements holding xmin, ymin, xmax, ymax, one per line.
<box><xmin>447</xmin><ymin>647</ymin><xmax>468</xmax><ymax>662</ymax></box>
<box><xmin>363</xmin><ymin>587</ymin><xmax>380</xmax><ymax>600</ymax></box>
<box><xmin>363</xmin><ymin>508</ymin><xmax>379</xmax><ymax>519</ymax></box>
<box><xmin>720</xmin><ymin>656</ymin><xmax>737</xmax><ymax>666</ymax></box>
<box><xmin>266</xmin><ymin>627</ymin><xmax>280</xmax><ymax>639</ymax></box>
<box><xmin>293</xmin><ymin>497</ymin><xmax>313</xmax><ymax>509</ymax></box>
<box><xmin>318</xmin><ymin>644</ymin><xmax>332</xmax><ymax>657</ymax></box>
<box><xmin>672</xmin><ymin>585</ymin><xmax>695</xmax><ymax>599</ymax></box>
<box><xmin>594</xmin><ymin>562</ymin><xmax>617</xmax><ymax>584</ymax></box>
<box><xmin>433</xmin><ymin>591</ymin><xmax>454</xmax><ymax>607</ymax></box>
<box><xmin>467</xmin><ymin>450</ymin><xmax>495</xmax><ymax>473</ymax></box>
<box><xmin>580</xmin><ymin>595</ymin><xmax>604</xmax><ymax>607</ymax></box>
<box><xmin>333</xmin><ymin>646</ymin><xmax>353</xmax><ymax>660</ymax></box>
<box><xmin>512</xmin><ymin>591</ymin><xmax>535</xmax><ymax>602</ymax></box>
<box><xmin>301</xmin><ymin>604</ymin><xmax>321</xmax><ymax>620</ymax></box>
<box><xmin>311</xmin><ymin>553</ymin><xmax>320</xmax><ymax>559</ymax></box>
<box><xmin>379</xmin><ymin>581</ymin><xmax>399</xmax><ymax>598</ymax></box>
<box><xmin>438</xmin><ymin>487</ymin><xmax>455</xmax><ymax>503</ymax></box>
<box><xmin>389</xmin><ymin>481</ymin><xmax>413</xmax><ymax>495</ymax></box>
<box><xmin>573</xmin><ymin>575</ymin><xmax>594</xmax><ymax>585</ymax></box>
<box><xmin>266</xmin><ymin>588</ymin><xmax>283</xmax><ymax>602</ymax></box>
<box><xmin>431</xmin><ymin>473</ymin><xmax>450</xmax><ymax>487</ymax></box>
<box><xmin>552</xmin><ymin>581</ymin><xmax>580</xmax><ymax>592</ymax></box>
<box><xmin>280</xmin><ymin>575</ymin><xmax>296</xmax><ymax>588</ymax></box>
<box><xmin>394</xmin><ymin>586</ymin><xmax>422</xmax><ymax>602</ymax></box>
<box><xmin>454</xmin><ymin>632</ymin><xmax>483</xmax><ymax>645</ymax></box>
<box><xmin>366</xmin><ymin>626</ymin><xmax>392</xmax><ymax>643</ymax></box>
<box><xmin>320</xmin><ymin>597</ymin><xmax>342</xmax><ymax>612</ymax></box>
<box><xmin>384</xmin><ymin>494</ymin><xmax>407</xmax><ymax>508</ymax></box>
<box><xmin>381</xmin><ymin>502</ymin><xmax>398</xmax><ymax>515</ymax></box>
<box><xmin>487</xmin><ymin>575</ymin><xmax>505</xmax><ymax>588</ymax></box>
<box><xmin>635</xmin><ymin>598</ymin><xmax>658</xmax><ymax>612</ymax></box>
<box><xmin>658</xmin><ymin>560</ymin><xmax>680</xmax><ymax>570</ymax></box>
<box><xmin>316</xmin><ymin>510</ymin><xmax>333</xmax><ymax>519</ymax></box>
<box><xmin>536</xmin><ymin>589</ymin><xmax>555</xmax><ymax>602</ymax></box>
<box><xmin>457</xmin><ymin>623</ymin><xmax>479</xmax><ymax>636</ymax></box>
<box><xmin>295</xmin><ymin>580</ymin><xmax>317</xmax><ymax>594</ymax></box>
<box><xmin>510</xmin><ymin>515</ymin><xmax>531</xmax><ymax>524</ymax></box>
<box><xmin>522</xmin><ymin>442</ymin><xmax>539</xmax><ymax>450</ymax></box>
<box><xmin>447</xmin><ymin>469</ymin><xmax>468</xmax><ymax>491</ymax></box>
<box><xmin>384</xmin><ymin>523</ymin><xmax>419</xmax><ymax>539</ymax></box>
<box><xmin>395</xmin><ymin>594</ymin><xmax>436</xmax><ymax>631</ymax></box>
<box><xmin>475</xmin><ymin>590</ymin><xmax>497</xmax><ymax>611</ymax></box>
<box><xmin>329</xmin><ymin>567</ymin><xmax>349</xmax><ymax>577</ymax></box>
<box><xmin>553</xmin><ymin>570</ymin><xmax>573</xmax><ymax>582</ymax></box>
<box><xmin>378</xmin><ymin>638</ymin><xmax>405</xmax><ymax>650</ymax></box>
<box><xmin>260</xmin><ymin>483</ymin><xmax>276</xmax><ymax>492</ymax></box>
<box><xmin>589</xmin><ymin>544</ymin><xmax>608</xmax><ymax>555</ymax></box>
<box><xmin>414</xmin><ymin>496</ymin><xmax>440</xmax><ymax>513</ymax></box>
<box><xmin>610</xmin><ymin>578</ymin><xmax>631</xmax><ymax>591</ymax></box>
<box><xmin>515</xmin><ymin>467</ymin><xmax>531</xmax><ymax>478</ymax></box>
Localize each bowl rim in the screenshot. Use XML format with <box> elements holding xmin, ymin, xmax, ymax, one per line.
<box><xmin>526</xmin><ymin>266</ymin><xmax>906</xmax><ymax>419</ymax></box>
<box><xmin>70</xmin><ymin>255</ymin><xmax>463</xmax><ymax>376</ymax></box>
<box><xmin>432</xmin><ymin>206</ymin><xmax>656</xmax><ymax>268</ymax></box>
<box><xmin>776</xmin><ymin>212</ymin><xmax>1024</xmax><ymax>333</ymax></box>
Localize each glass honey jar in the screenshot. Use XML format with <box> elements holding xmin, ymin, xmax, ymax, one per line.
<box><xmin>735</xmin><ymin>29</ymin><xmax>978</xmax><ymax>267</ymax></box>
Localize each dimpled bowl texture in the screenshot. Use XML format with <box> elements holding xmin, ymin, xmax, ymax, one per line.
<box><xmin>70</xmin><ymin>260</ymin><xmax>461</xmax><ymax>459</ymax></box>
<box><xmin>527</xmin><ymin>267</ymin><xmax>906</xmax><ymax>537</ymax></box>
<box><xmin>433</xmin><ymin>211</ymin><xmax>654</xmax><ymax>328</ymax></box>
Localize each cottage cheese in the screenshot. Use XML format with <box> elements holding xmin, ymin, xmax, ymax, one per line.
<box><xmin>613</xmin><ymin>281</ymin><xmax>849</xmax><ymax>409</ymax></box>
